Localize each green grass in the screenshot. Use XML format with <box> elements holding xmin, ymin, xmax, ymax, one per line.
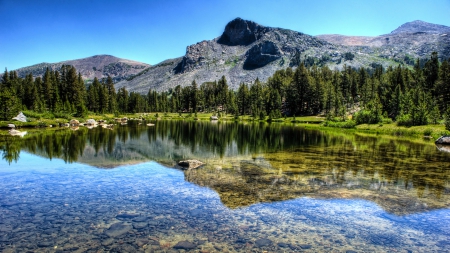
<box><xmin>2</xmin><ymin>111</ymin><xmax>448</xmax><ymax>142</ymax></box>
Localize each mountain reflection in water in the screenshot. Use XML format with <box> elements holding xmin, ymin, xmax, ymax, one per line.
<box><xmin>1</xmin><ymin>120</ymin><xmax>450</xmax><ymax>215</ymax></box>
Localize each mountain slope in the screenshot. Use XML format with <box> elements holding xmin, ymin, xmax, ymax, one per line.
<box><xmin>118</xmin><ymin>18</ymin><xmax>450</xmax><ymax>93</ymax></box>
<box><xmin>13</xmin><ymin>55</ymin><xmax>150</xmax><ymax>83</ymax></box>
<box><xmin>116</xmin><ymin>18</ymin><xmax>347</xmax><ymax>92</ymax></box>
<box><xmin>316</xmin><ymin>20</ymin><xmax>450</xmax><ymax>64</ymax></box>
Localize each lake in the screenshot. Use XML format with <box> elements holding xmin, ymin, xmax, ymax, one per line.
<box><xmin>1</xmin><ymin>120</ymin><xmax>450</xmax><ymax>252</ymax></box>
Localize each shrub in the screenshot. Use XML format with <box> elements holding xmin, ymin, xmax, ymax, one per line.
<box><xmin>423</xmin><ymin>128</ymin><xmax>433</xmax><ymax>136</ymax></box>
<box><xmin>396</xmin><ymin>114</ymin><xmax>413</xmax><ymax>127</ymax></box>
<box><xmin>445</xmin><ymin>108</ymin><xmax>450</xmax><ymax>131</ymax></box>
<box><xmin>323</xmin><ymin>120</ymin><xmax>356</xmax><ymax>128</ymax></box>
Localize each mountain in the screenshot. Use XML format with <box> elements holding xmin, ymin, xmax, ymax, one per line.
<box><xmin>116</xmin><ymin>18</ymin><xmax>450</xmax><ymax>93</ymax></box>
<box><xmin>390</xmin><ymin>20</ymin><xmax>450</xmax><ymax>34</ymax></box>
<box><xmin>316</xmin><ymin>20</ymin><xmax>450</xmax><ymax>65</ymax></box>
<box><xmin>116</xmin><ymin>18</ymin><xmax>342</xmax><ymax>92</ymax></box>
<box><xmin>9</xmin><ymin>19</ymin><xmax>450</xmax><ymax>93</ymax></box>
<box><xmin>12</xmin><ymin>55</ymin><xmax>150</xmax><ymax>83</ymax></box>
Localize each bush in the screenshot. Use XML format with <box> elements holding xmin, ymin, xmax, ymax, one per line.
<box><xmin>423</xmin><ymin>128</ymin><xmax>433</xmax><ymax>136</ymax></box>
<box><xmin>396</xmin><ymin>114</ymin><xmax>413</xmax><ymax>127</ymax></box>
<box><xmin>381</xmin><ymin>117</ymin><xmax>393</xmax><ymax>124</ymax></box>
<box><xmin>354</xmin><ymin>110</ymin><xmax>382</xmax><ymax>124</ymax></box>
<box><xmin>445</xmin><ymin>108</ymin><xmax>450</xmax><ymax>131</ymax></box>
<box><xmin>323</xmin><ymin>120</ymin><xmax>356</xmax><ymax>128</ymax></box>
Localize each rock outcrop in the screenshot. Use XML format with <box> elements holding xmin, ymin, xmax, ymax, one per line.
<box><xmin>218</xmin><ymin>18</ymin><xmax>267</xmax><ymax>46</ymax></box>
<box><xmin>244</xmin><ymin>41</ymin><xmax>282</xmax><ymax>69</ymax></box>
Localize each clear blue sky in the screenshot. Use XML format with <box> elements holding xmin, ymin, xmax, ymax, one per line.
<box><xmin>1</xmin><ymin>0</ymin><xmax>449</xmax><ymax>70</ymax></box>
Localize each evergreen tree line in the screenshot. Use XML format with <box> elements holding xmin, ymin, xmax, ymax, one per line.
<box><xmin>1</xmin><ymin>52</ymin><xmax>449</xmax><ymax>128</ymax></box>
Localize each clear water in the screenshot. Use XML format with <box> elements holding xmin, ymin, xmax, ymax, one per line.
<box><xmin>0</xmin><ymin>121</ymin><xmax>449</xmax><ymax>252</ymax></box>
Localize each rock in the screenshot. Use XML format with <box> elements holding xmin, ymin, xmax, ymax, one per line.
<box><xmin>69</xmin><ymin>119</ymin><xmax>80</xmax><ymax>126</ymax></box>
<box><xmin>102</xmin><ymin>238</ymin><xmax>114</xmax><ymax>246</ymax></box>
<box><xmin>12</xmin><ymin>112</ymin><xmax>27</xmax><ymax>122</ymax></box>
<box><xmin>299</xmin><ymin>244</ymin><xmax>312</xmax><ymax>249</ymax></box>
<box><xmin>105</xmin><ymin>223</ymin><xmax>132</xmax><ymax>237</ymax></box>
<box><xmin>436</xmin><ymin>144</ymin><xmax>450</xmax><ymax>153</ymax></box>
<box><xmin>136</xmin><ymin>238</ymin><xmax>149</xmax><ymax>247</ymax></box>
<box><xmin>278</xmin><ymin>242</ymin><xmax>290</xmax><ymax>248</ymax></box>
<box><xmin>9</xmin><ymin>129</ymin><xmax>27</xmax><ymax>137</ymax></box>
<box><xmin>37</xmin><ymin>241</ymin><xmax>53</xmax><ymax>247</ymax></box>
<box><xmin>255</xmin><ymin>238</ymin><xmax>272</xmax><ymax>247</ymax></box>
<box><xmin>210</xmin><ymin>116</ymin><xmax>219</xmax><ymax>120</ymax></box>
<box><xmin>178</xmin><ymin>160</ymin><xmax>204</xmax><ymax>169</ymax></box>
<box><xmin>132</xmin><ymin>222</ymin><xmax>148</xmax><ymax>229</ymax></box>
<box><xmin>85</xmin><ymin>119</ymin><xmax>97</xmax><ymax>125</ymax></box>
<box><xmin>244</xmin><ymin>41</ymin><xmax>281</xmax><ymax>70</ymax></box>
<box><xmin>7</xmin><ymin>124</ymin><xmax>15</xmax><ymax>128</ymax></box>
<box><xmin>116</xmin><ymin>213</ymin><xmax>139</xmax><ymax>219</ymax></box>
<box><xmin>147</xmin><ymin>123</ymin><xmax>155</xmax><ymax>126</ymax></box>
<box><xmin>435</xmin><ymin>136</ymin><xmax>450</xmax><ymax>145</ymax></box>
<box><xmin>173</xmin><ymin>241</ymin><xmax>197</xmax><ymax>250</ymax></box>
<box><xmin>218</xmin><ymin>18</ymin><xmax>267</xmax><ymax>46</ymax></box>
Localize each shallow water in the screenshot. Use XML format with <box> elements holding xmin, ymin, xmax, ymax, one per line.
<box><xmin>1</xmin><ymin>121</ymin><xmax>449</xmax><ymax>252</ymax></box>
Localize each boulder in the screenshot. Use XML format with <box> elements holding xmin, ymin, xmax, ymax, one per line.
<box><xmin>7</xmin><ymin>124</ymin><xmax>15</xmax><ymax>128</ymax></box>
<box><xmin>436</xmin><ymin>144</ymin><xmax>450</xmax><ymax>153</ymax></box>
<box><xmin>435</xmin><ymin>136</ymin><xmax>450</xmax><ymax>145</ymax></box>
<box><xmin>86</xmin><ymin>119</ymin><xmax>97</xmax><ymax>125</ymax></box>
<box><xmin>105</xmin><ymin>223</ymin><xmax>132</xmax><ymax>238</ymax></box>
<box><xmin>173</xmin><ymin>241</ymin><xmax>197</xmax><ymax>250</ymax></box>
<box><xmin>9</xmin><ymin>129</ymin><xmax>27</xmax><ymax>137</ymax></box>
<box><xmin>12</xmin><ymin>112</ymin><xmax>27</xmax><ymax>122</ymax></box>
<box><xmin>178</xmin><ymin>160</ymin><xmax>204</xmax><ymax>169</ymax></box>
<box><xmin>70</xmin><ymin>119</ymin><xmax>80</xmax><ymax>126</ymax></box>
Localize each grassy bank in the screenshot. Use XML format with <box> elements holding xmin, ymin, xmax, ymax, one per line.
<box><xmin>1</xmin><ymin>111</ymin><xmax>448</xmax><ymax>141</ymax></box>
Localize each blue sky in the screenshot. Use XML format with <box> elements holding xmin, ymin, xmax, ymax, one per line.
<box><xmin>1</xmin><ymin>0</ymin><xmax>449</xmax><ymax>70</ymax></box>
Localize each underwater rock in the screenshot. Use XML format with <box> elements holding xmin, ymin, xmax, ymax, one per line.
<box><xmin>178</xmin><ymin>160</ymin><xmax>204</xmax><ymax>169</ymax></box>
<box><xmin>173</xmin><ymin>240</ymin><xmax>197</xmax><ymax>250</ymax></box>
<box><xmin>105</xmin><ymin>223</ymin><xmax>132</xmax><ymax>237</ymax></box>
<box><xmin>255</xmin><ymin>238</ymin><xmax>272</xmax><ymax>247</ymax></box>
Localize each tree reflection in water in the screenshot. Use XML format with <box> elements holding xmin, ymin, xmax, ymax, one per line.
<box><xmin>1</xmin><ymin>120</ymin><xmax>449</xmax><ymax>214</ymax></box>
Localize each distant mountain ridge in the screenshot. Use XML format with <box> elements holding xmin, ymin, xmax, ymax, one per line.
<box><xmin>12</xmin><ymin>55</ymin><xmax>150</xmax><ymax>83</ymax></box>
<box><xmin>116</xmin><ymin>18</ymin><xmax>450</xmax><ymax>93</ymax></box>
<box><xmin>316</xmin><ymin>20</ymin><xmax>450</xmax><ymax>62</ymax></box>
<box><xmin>389</xmin><ymin>20</ymin><xmax>450</xmax><ymax>34</ymax></box>
<box><xmin>8</xmin><ymin>19</ymin><xmax>450</xmax><ymax>93</ymax></box>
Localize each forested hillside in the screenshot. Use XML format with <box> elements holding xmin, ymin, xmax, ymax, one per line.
<box><xmin>1</xmin><ymin>52</ymin><xmax>449</xmax><ymax>129</ymax></box>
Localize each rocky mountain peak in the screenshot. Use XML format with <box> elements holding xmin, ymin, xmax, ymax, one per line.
<box><xmin>218</xmin><ymin>17</ymin><xmax>268</xmax><ymax>46</ymax></box>
<box><xmin>390</xmin><ymin>20</ymin><xmax>450</xmax><ymax>34</ymax></box>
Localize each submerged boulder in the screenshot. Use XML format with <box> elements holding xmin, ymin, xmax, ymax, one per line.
<box><xmin>435</xmin><ymin>136</ymin><xmax>450</xmax><ymax>145</ymax></box>
<box><xmin>178</xmin><ymin>160</ymin><xmax>204</xmax><ymax>169</ymax></box>
<box><xmin>173</xmin><ymin>241</ymin><xmax>197</xmax><ymax>250</ymax></box>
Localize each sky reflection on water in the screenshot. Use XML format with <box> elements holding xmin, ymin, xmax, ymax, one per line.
<box><xmin>0</xmin><ymin>121</ymin><xmax>449</xmax><ymax>252</ymax></box>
